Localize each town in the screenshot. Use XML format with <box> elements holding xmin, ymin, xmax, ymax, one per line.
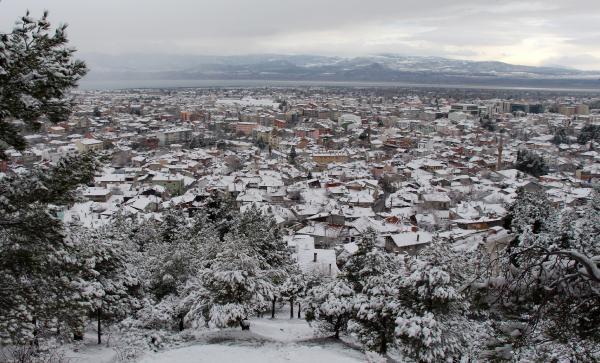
<box><xmin>3</xmin><ymin>0</ymin><xmax>600</xmax><ymax>360</ymax></box>
<box><xmin>5</xmin><ymin>86</ymin><xmax>599</xmax><ymax>269</ymax></box>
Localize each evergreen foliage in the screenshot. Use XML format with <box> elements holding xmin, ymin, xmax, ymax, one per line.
<box><xmin>185</xmin><ymin>236</ymin><xmax>274</xmax><ymax>329</ymax></box>
<box><xmin>474</xmin><ymin>190</ymin><xmax>600</xmax><ymax>360</ymax></box>
<box><xmin>305</xmin><ymin>230</ymin><xmax>473</xmax><ymax>360</ymax></box>
<box><xmin>480</xmin><ymin>118</ymin><xmax>497</xmax><ymax>132</ymax></box>
<box><xmin>341</xmin><ymin>228</ymin><xmax>396</xmax><ymax>292</ymax></box>
<box><xmin>288</xmin><ymin>145</ymin><xmax>297</xmax><ymax>164</ymax></box>
<box><xmin>69</xmin><ymin>224</ymin><xmax>142</xmax><ymax>343</ymax></box>
<box><xmin>352</xmin><ymin>273</ymin><xmax>400</xmax><ymax>355</ymax></box>
<box><xmin>0</xmin><ymin>155</ymin><xmax>97</xmax><ymax>344</ymax></box>
<box><xmin>577</xmin><ymin>124</ymin><xmax>600</xmax><ymax>145</ymax></box>
<box><xmin>304</xmin><ymin>279</ymin><xmax>354</xmax><ymax>338</ymax></box>
<box><xmin>515</xmin><ymin>149</ymin><xmax>548</xmax><ymax>177</ymax></box>
<box><xmin>279</xmin><ymin>270</ymin><xmax>307</xmax><ymax>318</ymax></box>
<box><xmin>0</xmin><ymin>11</ymin><xmax>87</xmax><ymax>158</ymax></box>
<box><xmin>394</xmin><ymin>249</ymin><xmax>464</xmax><ymax>362</ymax></box>
<box><xmin>551</xmin><ymin>127</ymin><xmax>569</xmax><ymax>145</ymax></box>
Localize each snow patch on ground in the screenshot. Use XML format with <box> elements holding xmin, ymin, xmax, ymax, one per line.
<box><xmin>139</xmin><ymin>342</ymin><xmax>364</xmax><ymax>363</ymax></box>
<box><xmin>139</xmin><ymin>318</ymin><xmax>366</xmax><ymax>363</ymax></box>
<box><xmin>59</xmin><ymin>313</ymin><xmax>368</xmax><ymax>363</ymax></box>
<box><xmin>250</xmin><ymin>316</ymin><xmax>315</xmax><ymax>342</ymax></box>
<box><xmin>61</xmin><ymin>332</ymin><xmax>118</xmax><ymax>363</ymax></box>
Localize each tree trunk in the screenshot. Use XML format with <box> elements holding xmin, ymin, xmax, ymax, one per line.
<box><xmin>73</xmin><ymin>328</ymin><xmax>84</xmax><ymax>341</ymax></box>
<box><xmin>333</xmin><ymin>320</ymin><xmax>341</xmax><ymax>339</ymax></box>
<box><xmin>297</xmin><ymin>302</ymin><xmax>301</xmax><ymax>319</ymax></box>
<box><xmin>97</xmin><ymin>308</ymin><xmax>102</xmax><ymax>345</ymax></box>
<box><xmin>240</xmin><ymin>319</ymin><xmax>250</xmax><ymax>331</ymax></box>
<box><xmin>178</xmin><ymin>314</ymin><xmax>184</xmax><ymax>332</ymax></box>
<box><xmin>32</xmin><ymin>317</ymin><xmax>39</xmax><ymax>349</ymax></box>
<box><xmin>379</xmin><ymin>336</ymin><xmax>387</xmax><ymax>355</ymax></box>
<box><xmin>271</xmin><ymin>297</ymin><xmax>276</xmax><ymax>319</ymax></box>
<box><xmin>289</xmin><ymin>298</ymin><xmax>294</xmax><ymax>319</ymax></box>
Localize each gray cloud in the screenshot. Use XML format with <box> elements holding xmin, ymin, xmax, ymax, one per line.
<box><xmin>1</xmin><ymin>0</ymin><xmax>599</xmax><ymax>69</ymax></box>
<box><xmin>543</xmin><ymin>54</ymin><xmax>600</xmax><ymax>69</ymax></box>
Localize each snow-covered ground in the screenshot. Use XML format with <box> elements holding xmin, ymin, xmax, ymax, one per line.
<box><xmin>140</xmin><ymin>342</ymin><xmax>364</xmax><ymax>363</ymax></box>
<box><xmin>62</xmin><ymin>313</ymin><xmax>369</xmax><ymax>363</ymax></box>
<box><xmin>62</xmin><ymin>332</ymin><xmax>118</xmax><ymax>363</ymax></box>
<box><xmin>140</xmin><ymin>319</ymin><xmax>365</xmax><ymax>363</ymax></box>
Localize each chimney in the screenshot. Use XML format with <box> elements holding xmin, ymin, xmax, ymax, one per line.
<box><xmin>417</xmin><ymin>233</ymin><xmax>420</xmax><ymax>242</ymax></box>
<box><xmin>313</xmin><ymin>252</ymin><xmax>318</xmax><ymax>262</ymax></box>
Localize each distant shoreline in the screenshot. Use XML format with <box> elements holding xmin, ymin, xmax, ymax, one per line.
<box><xmin>78</xmin><ymin>78</ymin><xmax>600</xmax><ymax>93</ymax></box>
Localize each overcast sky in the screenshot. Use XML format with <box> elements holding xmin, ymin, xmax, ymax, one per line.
<box><xmin>1</xmin><ymin>0</ymin><xmax>600</xmax><ymax>70</ymax></box>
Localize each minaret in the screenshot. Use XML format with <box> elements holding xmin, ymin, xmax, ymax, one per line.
<box><xmin>496</xmin><ymin>135</ymin><xmax>503</xmax><ymax>171</ymax></box>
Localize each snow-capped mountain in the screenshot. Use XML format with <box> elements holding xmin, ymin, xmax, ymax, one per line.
<box><xmin>82</xmin><ymin>53</ymin><xmax>600</xmax><ymax>88</ymax></box>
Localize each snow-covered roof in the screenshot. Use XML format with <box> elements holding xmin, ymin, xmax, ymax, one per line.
<box><xmin>389</xmin><ymin>231</ymin><xmax>433</xmax><ymax>248</ymax></box>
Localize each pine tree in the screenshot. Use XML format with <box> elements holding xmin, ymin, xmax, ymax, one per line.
<box><xmin>505</xmin><ymin>188</ymin><xmax>554</xmax><ymax>235</ymax></box>
<box><xmin>515</xmin><ymin>149</ymin><xmax>548</xmax><ymax>177</ymax></box>
<box><xmin>0</xmin><ymin>155</ymin><xmax>97</xmax><ymax>344</ymax></box>
<box><xmin>551</xmin><ymin>127</ymin><xmax>569</xmax><ymax>145</ymax></box>
<box><xmin>394</xmin><ymin>252</ymin><xmax>464</xmax><ymax>362</ymax></box>
<box><xmin>158</xmin><ymin>210</ymin><xmax>189</xmax><ymax>245</ymax></box>
<box><xmin>201</xmin><ymin>192</ymin><xmax>237</xmax><ymax>240</ymax></box>
<box><xmin>115</xmin><ymin>214</ymin><xmax>160</xmax><ymax>253</ymax></box>
<box><xmin>477</xmin><ymin>190</ymin><xmax>600</xmax><ymax>355</ymax></box>
<box><xmin>279</xmin><ymin>271</ymin><xmax>307</xmax><ymax>319</ymax></box>
<box><xmin>69</xmin><ymin>224</ymin><xmax>141</xmax><ymax>344</ymax></box>
<box><xmin>339</xmin><ymin>232</ymin><xmax>467</xmax><ymax>359</ymax></box>
<box><xmin>395</xmin><ymin>312</ymin><xmax>459</xmax><ymax>363</ymax></box>
<box><xmin>233</xmin><ymin>206</ymin><xmax>295</xmax><ymax>319</ymax></box>
<box><xmin>0</xmin><ymin>11</ymin><xmax>91</xmax><ymax>344</ymax></box>
<box><xmin>181</xmin><ymin>206</ymin><xmax>293</xmax><ymax>329</ymax></box>
<box><xmin>185</xmin><ymin>236</ymin><xmax>274</xmax><ymax>330</ymax></box>
<box><xmin>352</xmin><ymin>273</ymin><xmax>400</xmax><ymax>355</ymax></box>
<box><xmin>570</xmin><ymin>192</ymin><xmax>600</xmax><ymax>256</ymax></box>
<box><xmin>577</xmin><ymin>124</ymin><xmax>600</xmax><ymax>145</ymax></box>
<box><xmin>305</xmin><ymin>279</ymin><xmax>354</xmax><ymax>338</ymax></box>
<box><xmin>338</xmin><ymin>228</ymin><xmax>403</xmax><ymax>354</ymax></box>
<box><xmin>341</xmin><ymin>228</ymin><xmax>397</xmax><ymax>292</ymax></box>
<box><xmin>235</xmin><ymin>205</ymin><xmax>291</xmax><ymax>272</ymax></box>
<box><xmin>0</xmin><ymin>11</ymin><xmax>87</xmax><ymax>158</ymax></box>
<box><xmin>137</xmin><ymin>211</ymin><xmax>217</xmax><ymax>331</ymax></box>
<box><xmin>288</xmin><ymin>145</ymin><xmax>297</xmax><ymax>165</ymax></box>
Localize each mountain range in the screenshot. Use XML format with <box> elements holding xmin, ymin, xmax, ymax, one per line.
<box><xmin>81</xmin><ymin>53</ymin><xmax>600</xmax><ymax>89</ymax></box>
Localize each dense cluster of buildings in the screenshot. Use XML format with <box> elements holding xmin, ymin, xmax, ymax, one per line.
<box><xmin>3</xmin><ymin>86</ymin><xmax>600</xmax><ymax>277</ymax></box>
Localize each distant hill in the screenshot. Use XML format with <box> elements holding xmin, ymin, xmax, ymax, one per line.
<box><xmin>82</xmin><ymin>53</ymin><xmax>600</xmax><ymax>89</ymax></box>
